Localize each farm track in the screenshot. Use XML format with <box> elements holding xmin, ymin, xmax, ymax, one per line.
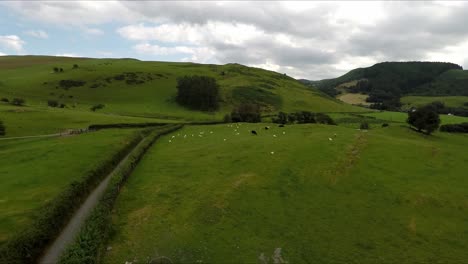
<box><xmin>38</xmin><ymin>130</ymin><xmax>154</xmax><ymax>264</ymax></box>
<box><xmin>326</xmin><ymin>130</ymin><xmax>369</xmax><ymax>185</ymax></box>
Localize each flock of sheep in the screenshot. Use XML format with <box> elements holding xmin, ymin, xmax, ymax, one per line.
<box><xmin>167</xmin><ymin>123</ymin><xmax>337</xmax><ymax>155</ymax></box>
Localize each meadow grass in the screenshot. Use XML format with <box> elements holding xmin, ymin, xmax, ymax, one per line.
<box><xmin>0</xmin><ymin>103</ymin><xmax>174</xmax><ymax>137</ymax></box>
<box><xmin>401</xmin><ymin>95</ymin><xmax>468</xmax><ymax>109</ymax></box>
<box><xmin>362</xmin><ymin>111</ymin><xmax>468</xmax><ymax>125</ymax></box>
<box><xmin>101</xmin><ymin>124</ymin><xmax>468</xmax><ymax>263</ymax></box>
<box><xmin>0</xmin><ymin>129</ymin><xmax>140</xmax><ymax>242</ymax></box>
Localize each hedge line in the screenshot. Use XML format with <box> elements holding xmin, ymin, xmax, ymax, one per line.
<box><xmin>439</xmin><ymin>123</ymin><xmax>468</xmax><ymax>133</ymax></box>
<box><xmin>88</xmin><ymin>122</ymin><xmax>169</xmax><ymax>130</ymax></box>
<box><xmin>59</xmin><ymin>124</ymin><xmax>183</xmax><ymax>264</ymax></box>
<box><xmin>0</xmin><ymin>129</ymin><xmax>150</xmax><ymax>264</ymax></box>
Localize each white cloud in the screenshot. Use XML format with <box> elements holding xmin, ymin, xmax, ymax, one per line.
<box><xmin>83</xmin><ymin>27</ymin><xmax>104</xmax><ymax>36</ymax></box>
<box><xmin>0</xmin><ymin>35</ymin><xmax>25</xmax><ymax>52</ymax></box>
<box><xmin>134</xmin><ymin>43</ymin><xmax>215</xmax><ymax>63</ymax></box>
<box><xmin>24</xmin><ymin>30</ymin><xmax>48</xmax><ymax>39</ymax></box>
<box><xmin>55</xmin><ymin>53</ymin><xmax>81</xmax><ymax>57</ymax></box>
<box><xmin>3</xmin><ymin>1</ymin><xmax>468</xmax><ymax>79</ymax></box>
<box><xmin>0</xmin><ymin>52</ymin><xmax>6</xmax><ymax>56</ymax></box>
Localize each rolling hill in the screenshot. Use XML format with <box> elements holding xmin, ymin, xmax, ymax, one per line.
<box><xmin>302</xmin><ymin>62</ymin><xmax>467</xmax><ymax>110</ymax></box>
<box><xmin>0</xmin><ymin>56</ymin><xmax>362</xmax><ymax>123</ymax></box>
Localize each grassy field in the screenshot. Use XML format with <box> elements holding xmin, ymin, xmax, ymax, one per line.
<box><xmin>0</xmin><ymin>56</ymin><xmax>363</xmax><ymax>122</ymax></box>
<box><xmin>0</xmin><ymin>103</ymin><xmax>174</xmax><ymax>137</ymax></box>
<box><xmin>337</xmin><ymin>93</ymin><xmax>370</xmax><ymax>106</ymax></box>
<box><xmin>101</xmin><ymin>124</ymin><xmax>468</xmax><ymax>263</ymax></box>
<box><xmin>0</xmin><ymin>129</ymin><xmax>140</xmax><ymax>242</ymax></box>
<box><xmin>401</xmin><ymin>96</ymin><xmax>468</xmax><ymax>110</ymax></box>
<box><xmin>361</xmin><ymin>111</ymin><xmax>468</xmax><ymax>125</ymax></box>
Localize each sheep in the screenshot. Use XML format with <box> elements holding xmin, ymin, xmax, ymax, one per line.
<box><xmin>282</xmin><ymin>131</ymin><xmax>286</xmax><ymax>135</ymax></box>
<box><xmin>270</xmin><ymin>151</ymin><xmax>275</xmax><ymax>155</ymax></box>
<box><xmin>329</xmin><ymin>137</ymin><xmax>333</xmax><ymax>141</ymax></box>
<box><xmin>251</xmin><ymin>130</ymin><xmax>258</xmax><ymax>135</ymax></box>
<box><xmin>273</xmin><ymin>134</ymin><xmax>277</xmax><ymax>137</ymax></box>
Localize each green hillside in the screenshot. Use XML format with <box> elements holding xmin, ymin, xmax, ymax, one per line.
<box><xmin>0</xmin><ymin>56</ymin><xmax>361</xmax><ymax>123</ymax></box>
<box><xmin>305</xmin><ymin>62</ymin><xmax>466</xmax><ymax>111</ymax></box>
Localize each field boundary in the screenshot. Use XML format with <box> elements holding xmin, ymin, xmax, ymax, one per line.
<box><xmin>0</xmin><ymin>128</ymin><xmax>149</xmax><ymax>264</ymax></box>
<box><xmin>58</xmin><ymin>124</ymin><xmax>183</xmax><ymax>264</ymax></box>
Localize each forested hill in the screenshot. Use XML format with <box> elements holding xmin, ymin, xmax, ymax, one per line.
<box><xmin>303</xmin><ymin>62</ymin><xmax>466</xmax><ymax>109</ymax></box>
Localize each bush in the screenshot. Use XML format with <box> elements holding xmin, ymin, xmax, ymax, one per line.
<box><xmin>439</xmin><ymin>123</ymin><xmax>468</xmax><ymax>133</ymax></box>
<box><xmin>11</xmin><ymin>98</ymin><xmax>25</xmax><ymax>106</ymax></box>
<box><xmin>47</xmin><ymin>100</ymin><xmax>59</xmax><ymax>107</ymax></box>
<box><xmin>382</xmin><ymin>123</ymin><xmax>389</xmax><ymax>127</ymax></box>
<box><xmin>176</xmin><ymin>75</ymin><xmax>220</xmax><ymax>111</ymax></box>
<box><xmin>315</xmin><ymin>113</ymin><xmax>336</xmax><ymax>125</ymax></box>
<box><xmin>0</xmin><ymin>120</ymin><xmax>5</xmax><ymax>136</ymax></box>
<box><xmin>0</xmin><ymin>98</ymin><xmax>8</xmax><ymax>103</ymax></box>
<box><xmin>407</xmin><ymin>104</ymin><xmax>441</xmax><ymax>134</ymax></box>
<box><xmin>223</xmin><ymin>114</ymin><xmax>232</xmax><ymax>123</ymax></box>
<box><xmin>59</xmin><ymin>125</ymin><xmax>183</xmax><ymax>264</ymax></box>
<box><xmin>360</xmin><ymin>122</ymin><xmax>370</xmax><ymax>130</ymax></box>
<box><xmin>231</xmin><ymin>103</ymin><xmax>261</xmax><ymax>123</ymax></box>
<box><xmin>90</xmin><ymin>104</ymin><xmax>105</xmax><ymax>112</ymax></box>
<box><xmin>73</xmin><ymin>64</ymin><xmax>79</xmax><ymax>69</ymax></box>
<box><xmin>53</xmin><ymin>67</ymin><xmax>59</xmax><ymax>73</ymax></box>
<box><xmin>59</xmin><ymin>80</ymin><xmax>86</xmax><ymax>89</ymax></box>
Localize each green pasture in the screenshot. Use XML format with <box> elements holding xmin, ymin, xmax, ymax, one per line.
<box><xmin>401</xmin><ymin>96</ymin><xmax>468</xmax><ymax>110</ymax></box>
<box><xmin>101</xmin><ymin>124</ymin><xmax>468</xmax><ymax>263</ymax></box>
<box><xmin>0</xmin><ymin>129</ymin><xmax>139</xmax><ymax>242</ymax></box>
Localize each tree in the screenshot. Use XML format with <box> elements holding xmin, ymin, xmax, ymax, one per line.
<box><xmin>231</xmin><ymin>103</ymin><xmax>261</xmax><ymax>123</ymax></box>
<box><xmin>223</xmin><ymin>114</ymin><xmax>232</xmax><ymax>123</ymax></box>
<box><xmin>0</xmin><ymin>120</ymin><xmax>5</xmax><ymax>136</ymax></box>
<box><xmin>59</xmin><ymin>68</ymin><xmax>64</xmax><ymax>72</ymax></box>
<box><xmin>176</xmin><ymin>75</ymin><xmax>220</xmax><ymax>111</ymax></box>
<box><xmin>73</xmin><ymin>64</ymin><xmax>79</xmax><ymax>69</ymax></box>
<box><xmin>53</xmin><ymin>67</ymin><xmax>59</xmax><ymax>73</ymax></box>
<box><xmin>90</xmin><ymin>104</ymin><xmax>105</xmax><ymax>112</ymax></box>
<box><xmin>407</xmin><ymin>105</ymin><xmax>440</xmax><ymax>134</ymax></box>
<box><xmin>360</xmin><ymin>122</ymin><xmax>370</xmax><ymax>130</ymax></box>
<box><xmin>11</xmin><ymin>98</ymin><xmax>25</xmax><ymax>106</ymax></box>
<box><xmin>48</xmin><ymin>100</ymin><xmax>59</xmax><ymax>107</ymax></box>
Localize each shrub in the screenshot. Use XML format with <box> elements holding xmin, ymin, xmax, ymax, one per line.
<box><xmin>223</xmin><ymin>114</ymin><xmax>232</xmax><ymax>123</ymax></box>
<box><xmin>59</xmin><ymin>80</ymin><xmax>86</xmax><ymax>89</ymax></box>
<box><xmin>231</xmin><ymin>103</ymin><xmax>261</xmax><ymax>123</ymax></box>
<box><xmin>439</xmin><ymin>123</ymin><xmax>468</xmax><ymax>133</ymax></box>
<box><xmin>176</xmin><ymin>75</ymin><xmax>220</xmax><ymax>111</ymax></box>
<box><xmin>0</xmin><ymin>98</ymin><xmax>9</xmax><ymax>103</ymax></box>
<box><xmin>90</xmin><ymin>104</ymin><xmax>105</xmax><ymax>112</ymax></box>
<box><xmin>11</xmin><ymin>98</ymin><xmax>25</xmax><ymax>106</ymax></box>
<box><xmin>315</xmin><ymin>113</ymin><xmax>336</xmax><ymax>125</ymax></box>
<box><xmin>53</xmin><ymin>67</ymin><xmax>59</xmax><ymax>73</ymax></box>
<box><xmin>272</xmin><ymin>111</ymin><xmax>288</xmax><ymax>124</ymax></box>
<box><xmin>72</xmin><ymin>64</ymin><xmax>79</xmax><ymax>69</ymax></box>
<box><xmin>407</xmin><ymin>104</ymin><xmax>441</xmax><ymax>134</ymax></box>
<box><xmin>59</xmin><ymin>103</ymin><xmax>66</xmax><ymax>108</ymax></box>
<box><xmin>360</xmin><ymin>122</ymin><xmax>370</xmax><ymax>130</ymax></box>
<box><xmin>0</xmin><ymin>120</ymin><xmax>5</xmax><ymax>136</ymax></box>
<box><xmin>47</xmin><ymin>100</ymin><xmax>59</xmax><ymax>107</ymax></box>
<box><xmin>382</xmin><ymin>123</ymin><xmax>389</xmax><ymax>127</ymax></box>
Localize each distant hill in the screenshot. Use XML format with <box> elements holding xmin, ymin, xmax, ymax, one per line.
<box><xmin>302</xmin><ymin>61</ymin><xmax>466</xmax><ymax>110</ymax></box>
<box><xmin>0</xmin><ymin>56</ymin><xmax>362</xmax><ymax>122</ymax></box>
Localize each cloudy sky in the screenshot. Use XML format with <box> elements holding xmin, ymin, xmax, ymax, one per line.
<box><xmin>1</xmin><ymin>1</ymin><xmax>467</xmax><ymax>79</ymax></box>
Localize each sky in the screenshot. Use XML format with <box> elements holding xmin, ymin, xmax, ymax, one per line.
<box><xmin>1</xmin><ymin>1</ymin><xmax>468</xmax><ymax>80</ymax></box>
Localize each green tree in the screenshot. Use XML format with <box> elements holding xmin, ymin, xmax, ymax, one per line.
<box><xmin>0</xmin><ymin>120</ymin><xmax>5</xmax><ymax>136</ymax></box>
<box><xmin>11</xmin><ymin>98</ymin><xmax>25</xmax><ymax>106</ymax></box>
<box><xmin>176</xmin><ymin>75</ymin><xmax>220</xmax><ymax>111</ymax></box>
<box><xmin>407</xmin><ymin>105</ymin><xmax>441</xmax><ymax>134</ymax></box>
